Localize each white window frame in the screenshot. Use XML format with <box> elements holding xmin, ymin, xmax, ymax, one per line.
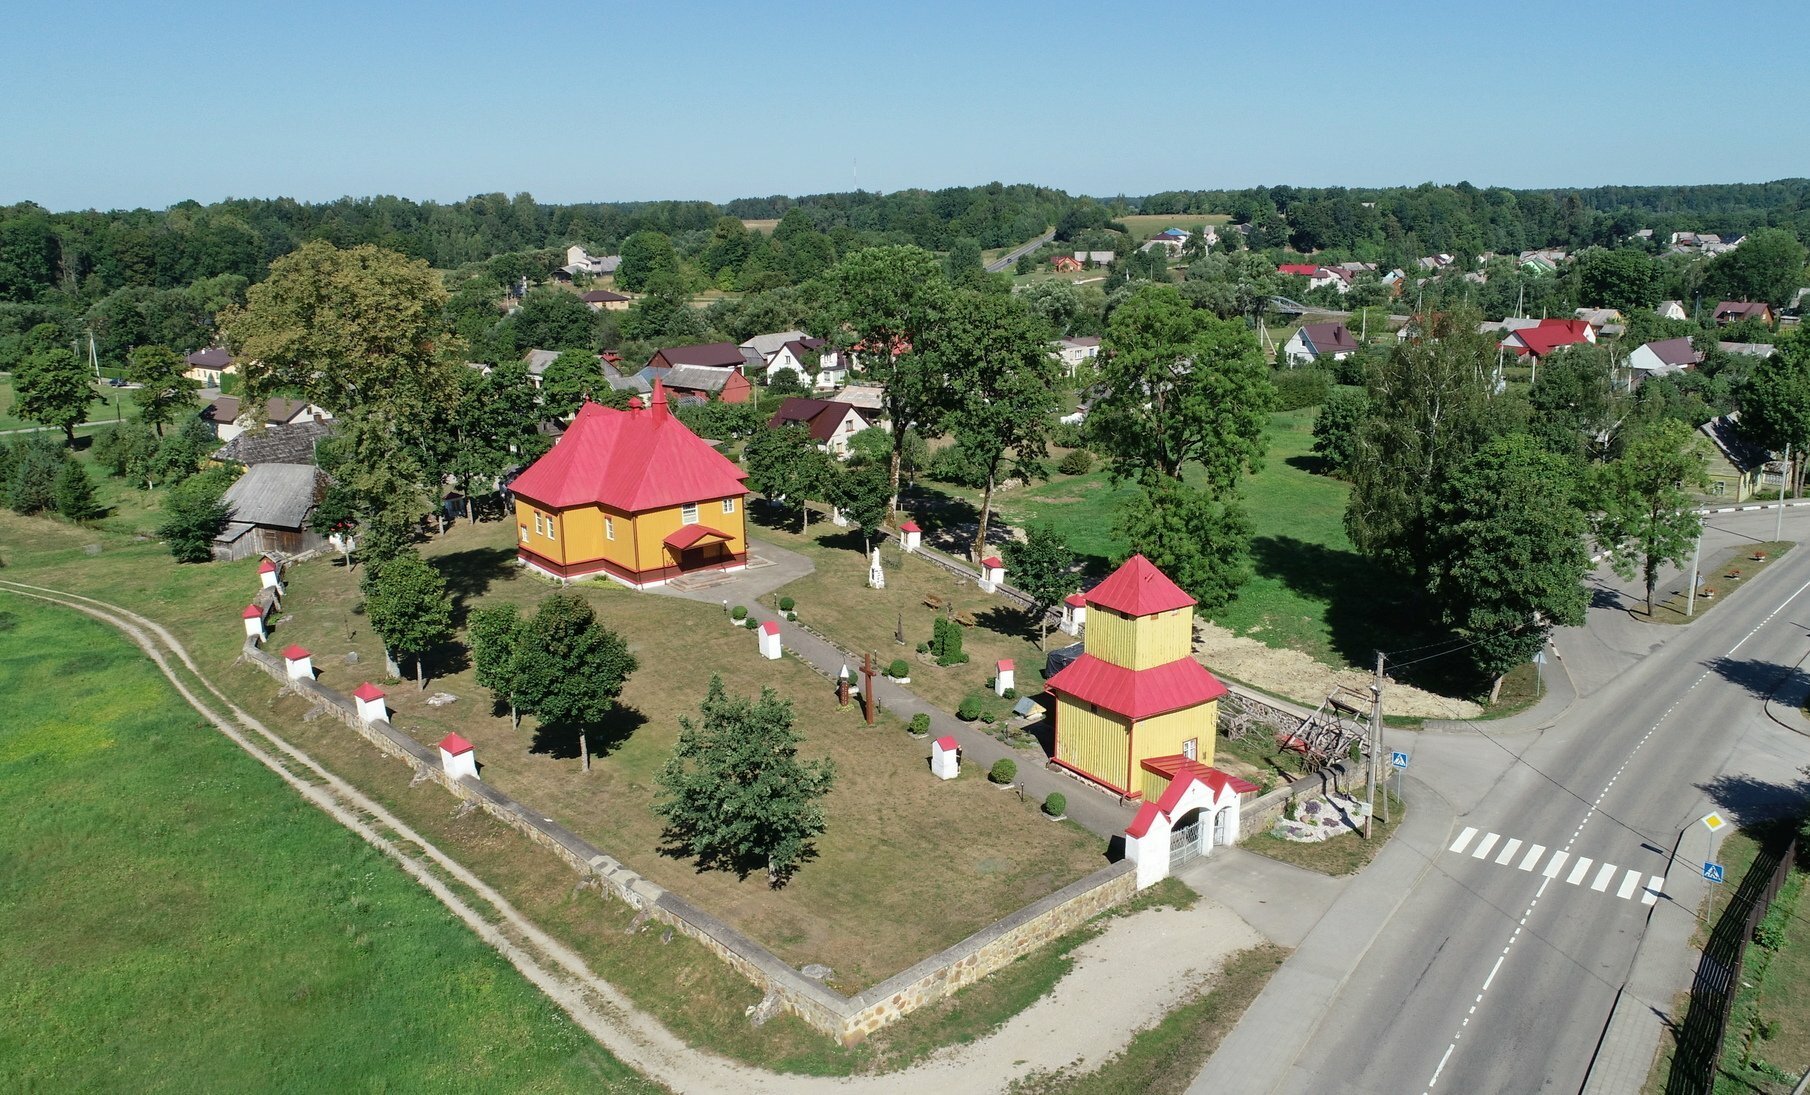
<box><xmin>543</xmin><ymin>513</ymin><xmax>556</xmax><ymax>541</ymax></box>
<box><xmin>605</xmin><ymin>516</ymin><xmax>615</xmax><ymax>541</ymax></box>
<box><xmin>681</xmin><ymin>503</ymin><xmax>699</xmax><ymax>525</ymax></box>
<box><xmin>721</xmin><ymin>498</ymin><xmax>736</xmax><ymax>515</ymax></box>
<box><xmin>1182</xmin><ymin>738</ymin><xmax>1198</xmax><ymax>761</ymax></box>
<box><xmin>533</xmin><ymin>512</ymin><xmax>544</xmax><ymax>536</ymax></box>
<box><xmin>520</xmin><ymin>524</ymin><xmax>529</xmax><ymax>543</ymax></box>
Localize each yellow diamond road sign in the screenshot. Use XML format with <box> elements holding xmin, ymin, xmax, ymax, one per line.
<box><xmin>1701</xmin><ymin>812</ymin><xmax>1727</xmax><ymax>834</ymax></box>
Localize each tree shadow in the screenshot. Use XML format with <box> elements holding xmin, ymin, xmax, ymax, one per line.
<box><xmin>657</xmin><ymin>828</ymin><xmax>822</xmax><ymax>888</ymax></box>
<box><xmin>1695</xmin><ymin>771</ymin><xmax>1810</xmax><ymax>827</ymax></box>
<box><xmin>433</xmin><ymin>546</ymin><xmax>519</xmax><ymax>622</ymax></box>
<box><xmin>1284</xmin><ymin>453</ymin><xmax>1332</xmax><ymax>476</ymax></box>
<box><xmin>1704</xmin><ymin>655</ymin><xmax>1809</xmax><ymax>704</ymax></box>
<box><xmin>974</xmin><ymin>604</ymin><xmax>1040</xmax><ymax>644</ymax></box>
<box><xmin>528</xmin><ymin>704</ymin><xmax>648</xmax><ymax>761</ymax></box>
<box><xmin>816</xmin><ymin>528</ymin><xmax>869</xmax><ymax>555</ymax></box>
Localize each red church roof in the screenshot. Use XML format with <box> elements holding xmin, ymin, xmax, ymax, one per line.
<box><xmin>509</xmin><ymin>387</ymin><xmax>748</xmax><ymax>512</ymax></box>
<box><xmin>438</xmin><ymin>732</ymin><xmax>474</xmax><ymax>756</ymax></box>
<box><xmin>1044</xmin><ymin>652</ymin><xmax>1227</xmax><ymax>720</ymax></box>
<box><xmin>1086</xmin><ymin>554</ymin><xmax>1196</xmax><ymax>616</ymax></box>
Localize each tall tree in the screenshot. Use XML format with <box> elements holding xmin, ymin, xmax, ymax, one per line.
<box><xmin>1428</xmin><ymin>435</ymin><xmax>1590</xmax><ymax>700</ymax></box>
<box><xmin>1592</xmin><ymin>419</ymin><xmax>1711</xmax><ymax>616</ymax></box>
<box><xmin>1738</xmin><ymin>329</ymin><xmax>1810</xmax><ymax>493</ymax></box>
<box><xmin>1703</xmin><ymin>228</ymin><xmax>1808</xmax><ymax>310</ymax></box>
<box><xmin>616</xmin><ymin>230</ymin><xmax>681</xmax><ymax>293</ymax></box>
<box><xmin>539</xmin><ymin>349</ymin><xmax>605</xmax><ymax>421</ymax></box>
<box><xmin>361</xmin><ymin>551</ymin><xmax>455</xmax><ymax>689</ymax></box>
<box><xmin>821</xmin><ymin>246</ymin><xmax>953</xmax><ymax>510</ymax></box>
<box><xmin>829</xmin><ymin>460</ymin><xmax>891</xmax><ymax>553</ymax></box>
<box><xmin>1527</xmin><ymin>344</ymin><xmax>1620</xmax><ymax>464</ymax></box>
<box><xmin>1113</xmin><ymin>478</ymin><xmax>1252</xmax><ymax>612</ymax></box>
<box><xmin>1311</xmin><ymin>388</ymin><xmax>1369</xmax><ymax>474</ymax></box>
<box><xmin>13</xmin><ymin>337</ymin><xmax>93</xmax><ymax>443</ymax></box>
<box><xmin>1088</xmin><ymin>283</ymin><xmax>1271</xmax><ymax>490</ymax></box>
<box><xmin>155</xmin><ymin>466</ymin><xmax>234</xmax><ymax>562</ymax></box>
<box><xmin>469</xmin><ymin>603</ymin><xmax>532</xmax><ymax>730</ymax></box>
<box><xmin>742</xmin><ymin>425</ymin><xmax>835</xmax><ymax>532</ymax></box>
<box><xmin>928</xmin><ymin>289</ymin><xmax>1062</xmax><ymax>560</ymax></box>
<box><xmin>1005</xmin><ymin>524</ymin><xmax>1078</xmax><ymax>649</ymax></box>
<box><xmin>127</xmin><ymin>345</ymin><xmax>201</xmax><ymax>437</ymax></box>
<box><xmin>655</xmin><ymin>675</ymin><xmax>835</xmax><ymax>886</ymax></box>
<box><xmin>1572</xmin><ymin>247</ymin><xmax>1657</xmax><ymax>312</ymax></box>
<box><xmin>52</xmin><ymin>458</ymin><xmax>101</xmax><ymax>521</ymax></box>
<box><xmin>513</xmin><ymin>592</ymin><xmax>638</xmax><ymax>773</ymax></box>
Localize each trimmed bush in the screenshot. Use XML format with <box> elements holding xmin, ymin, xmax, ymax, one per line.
<box><xmin>908</xmin><ymin>713</ymin><xmax>931</xmax><ymax>735</ymax></box>
<box><xmin>731</xmin><ymin>605</ymin><xmax>747</xmax><ymax>621</ymax></box>
<box><xmin>932</xmin><ymin>617</ymin><xmax>967</xmax><ymax>666</ymax></box>
<box><xmin>1057</xmin><ymin>449</ymin><xmax>1093</xmax><ymax>476</ymax></box>
<box><xmin>778</xmin><ymin>596</ymin><xmax>796</xmax><ymax>612</ymax></box>
<box><xmin>958</xmin><ymin>696</ymin><xmax>982</xmax><ymax>721</ymax></box>
<box><xmin>785</xmin><ymin>611</ymin><xmax>797</xmax><ymax>621</ymax></box>
<box><xmin>989</xmin><ymin>759</ymin><xmax>1017</xmax><ymax>784</ymax></box>
<box><xmin>1043</xmin><ymin>792</ymin><xmax>1067</xmax><ymax>817</ymax></box>
<box><xmin>981</xmin><ymin>713</ymin><xmax>997</xmax><ymax>725</ymax></box>
<box><xmin>1003</xmin><ymin>687</ymin><xmax>1018</xmax><ymax>700</ymax></box>
<box><xmin>916</xmin><ymin>640</ymin><xmax>930</xmax><ymax>654</ymax></box>
<box><xmin>888</xmin><ymin>658</ymin><xmax>909</xmax><ymax>679</ymax></box>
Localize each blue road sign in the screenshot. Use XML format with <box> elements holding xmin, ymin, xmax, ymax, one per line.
<box><xmin>1390</xmin><ymin>751</ymin><xmax>1410</xmax><ymax>770</ymax></box>
<box><xmin>1703</xmin><ymin>862</ymin><xmax>1726</xmax><ymax>884</ymax></box>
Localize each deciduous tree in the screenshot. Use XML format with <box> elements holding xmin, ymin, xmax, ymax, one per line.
<box><xmin>469</xmin><ymin>603</ymin><xmax>532</xmax><ymax>730</ymax></box>
<box><xmin>361</xmin><ymin>551</ymin><xmax>454</xmax><ymax>690</ymax></box>
<box><xmin>14</xmin><ymin>335</ymin><xmax>93</xmax><ymax>443</ymax></box>
<box><xmin>1113</xmin><ymin>478</ymin><xmax>1252</xmax><ymax>612</ymax></box>
<box><xmin>743</xmin><ymin>423</ymin><xmax>835</xmax><ymax>532</ymax></box>
<box><xmin>127</xmin><ymin>345</ymin><xmax>200</xmax><ymax>436</ymax></box>
<box><xmin>1592</xmin><ymin>419</ymin><xmax>1711</xmax><ymax>616</ymax></box>
<box><xmin>1006</xmin><ymin>524</ymin><xmax>1078</xmax><ymax>649</ymax></box>
<box><xmin>513</xmin><ymin>592</ymin><xmax>637</xmax><ymax>773</ymax></box>
<box><xmin>655</xmin><ymin>675</ymin><xmax>835</xmax><ymax>886</ymax></box>
<box><xmin>156</xmin><ymin>466</ymin><xmax>234</xmax><ymax>562</ymax></box>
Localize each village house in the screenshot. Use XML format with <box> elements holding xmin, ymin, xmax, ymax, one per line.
<box><xmin>1500</xmin><ymin>318</ymin><xmax>1596</xmax><ymax>359</ymax></box>
<box><xmin>1044</xmin><ymin>555</ymin><xmax>1232</xmax><ymax>802</ymax></box>
<box><xmin>1657</xmin><ymin>300</ymin><xmax>1690</xmax><ymax>321</ymax></box>
<box><xmin>558</xmin><ymin>245</ymin><xmax>620</xmax><ymax>280</ymax></box>
<box><xmin>767</xmin><ymin>397</ymin><xmax>875</xmax><ymax>456</ymax></box>
<box><xmin>1626</xmin><ymin>336</ymin><xmax>1704</xmax><ymax>381</ymax></box>
<box><xmin>1050</xmin><ymin>255</ymin><xmax>1083</xmax><ymax>273</ymax></box>
<box><xmin>641</xmin><ymin>343</ymin><xmax>755</xmax><ymax>403</ymax></box>
<box><xmin>1714</xmin><ymin>301</ymin><xmax>1774</xmax><ymax>326</ymax></box>
<box><xmin>765</xmin><ymin>338</ymin><xmax>850</xmax><ymax>392</ymax></box>
<box><xmin>1073</xmin><ymin>250</ymin><xmax>1115</xmax><ymax>266</ymax></box>
<box><xmin>1056</xmin><ymin>336</ymin><xmax>1101</xmax><ymax>375</ymax></box>
<box><xmin>1697</xmin><ymin>413</ymin><xmax>1773</xmax><ymax>501</ymax></box>
<box><xmin>183</xmin><ymin>347</ymin><xmax>237</xmax><ymax>386</ymax></box>
<box><xmin>200</xmin><ymin>395</ymin><xmax>333</xmax><ymax>443</ymax></box>
<box><xmin>831</xmin><ymin>383</ymin><xmax>886</xmax><ymax>415</ymax></box>
<box><xmin>1281</xmin><ymin>322</ymin><xmax>1359</xmax><ymax>366</ymax></box>
<box><xmin>738</xmin><ymin>330</ymin><xmax>809</xmax><ymax>362</ymax></box>
<box><xmin>580</xmin><ymin>289</ymin><xmax>632</xmax><ymax>312</ymax></box>
<box><xmin>509</xmin><ymin>384</ymin><xmax>749</xmax><ymax>587</ymax></box>
<box><xmin>1574</xmin><ymin>307</ymin><xmax>1625</xmax><ymax>337</ymax></box>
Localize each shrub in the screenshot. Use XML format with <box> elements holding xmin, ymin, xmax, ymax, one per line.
<box><xmin>778</xmin><ymin>596</ymin><xmax>795</xmax><ymax>612</ymax></box>
<box><xmin>1043</xmin><ymin>792</ymin><xmax>1067</xmax><ymax>817</ymax></box>
<box><xmin>786</xmin><ymin>611</ymin><xmax>797</xmax><ymax>621</ymax></box>
<box><xmin>989</xmin><ymin>758</ymin><xmax>1017</xmax><ymax>784</ymax></box>
<box><xmin>958</xmin><ymin>696</ymin><xmax>982</xmax><ymax>721</ymax></box>
<box><xmin>1050</xmin><ymin>421</ymin><xmax>1086</xmax><ymax>448</ymax></box>
<box><xmin>888</xmin><ymin>658</ymin><xmax>909</xmax><ymax>679</ymax></box>
<box><xmin>981</xmin><ymin>713</ymin><xmax>997</xmax><ymax>725</ymax></box>
<box><xmin>1057</xmin><ymin>449</ymin><xmax>1093</xmax><ymax>476</ymax></box>
<box><xmin>932</xmin><ymin>617</ymin><xmax>967</xmax><ymax>666</ymax></box>
<box><xmin>908</xmin><ymin>713</ymin><xmax>930</xmax><ymax>735</ymax></box>
<box><xmin>1003</xmin><ymin>687</ymin><xmax>1018</xmax><ymax>700</ymax></box>
<box><xmin>1270</xmin><ymin>366</ymin><xmax>1332</xmax><ymax>411</ymax></box>
<box><xmin>916</xmin><ymin>640</ymin><xmax>930</xmax><ymax>654</ymax></box>
<box><xmin>731</xmin><ymin>605</ymin><xmax>747</xmax><ymax>621</ymax></box>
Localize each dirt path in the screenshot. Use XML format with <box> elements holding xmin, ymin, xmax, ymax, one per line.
<box><xmin>0</xmin><ymin>580</ymin><xmax>1267</xmax><ymax>1093</ymax></box>
<box><xmin>1195</xmin><ymin>621</ymin><xmax>1484</xmax><ymax>720</ymax></box>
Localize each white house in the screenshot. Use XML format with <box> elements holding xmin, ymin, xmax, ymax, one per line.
<box><xmin>766</xmin><ymin>339</ymin><xmax>849</xmax><ymax>391</ymax></box>
<box><xmin>201</xmin><ymin>395</ymin><xmax>334</xmax><ymax>443</ymax></box>
<box><xmin>1626</xmin><ymin>337</ymin><xmax>1704</xmax><ymax>380</ymax></box>
<box><xmin>1056</xmin><ymin>336</ymin><xmax>1101</xmax><ymax>375</ymax></box>
<box><xmin>1282</xmin><ymin>322</ymin><xmax>1360</xmax><ymax>366</ymax></box>
<box><xmin>739</xmin><ymin>330</ymin><xmax>809</xmax><ymax>361</ymax></box>
<box><xmin>766</xmin><ymin>397</ymin><xmax>875</xmax><ymax>457</ymax></box>
<box><xmin>1657</xmin><ymin>300</ymin><xmax>1690</xmax><ymax>321</ymax></box>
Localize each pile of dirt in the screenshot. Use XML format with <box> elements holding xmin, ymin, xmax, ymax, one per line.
<box><xmin>1194</xmin><ymin>621</ymin><xmax>1483</xmax><ymax>720</ymax></box>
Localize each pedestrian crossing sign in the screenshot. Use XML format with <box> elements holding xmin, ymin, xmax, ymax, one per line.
<box><xmin>1390</xmin><ymin>751</ymin><xmax>1410</xmax><ymax>770</ymax></box>
<box><xmin>1703</xmin><ymin>862</ymin><xmax>1725</xmax><ymax>884</ymax></box>
<box><xmin>1700</xmin><ymin>812</ymin><xmax>1727</xmax><ymax>834</ymax></box>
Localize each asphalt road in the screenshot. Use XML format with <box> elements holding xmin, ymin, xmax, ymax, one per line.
<box><xmin>1212</xmin><ymin>508</ymin><xmax>1810</xmax><ymax>1094</ymax></box>
<box><xmin>983</xmin><ymin>229</ymin><xmax>1054</xmax><ymax>273</ymax></box>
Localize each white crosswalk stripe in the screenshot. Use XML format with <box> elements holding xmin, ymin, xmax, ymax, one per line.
<box><xmin>1444</xmin><ymin>828</ymin><xmax>1665</xmax><ymax>905</ymax></box>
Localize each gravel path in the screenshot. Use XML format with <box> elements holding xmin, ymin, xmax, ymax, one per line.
<box><xmin>0</xmin><ymin>579</ymin><xmax>1265</xmax><ymax>1093</ymax></box>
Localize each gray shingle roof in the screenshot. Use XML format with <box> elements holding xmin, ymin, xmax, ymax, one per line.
<box><xmin>221</xmin><ymin>463</ymin><xmax>328</xmax><ymax>530</ymax></box>
<box><xmin>213</xmin><ymin>419</ymin><xmax>333</xmax><ymax>466</ymax></box>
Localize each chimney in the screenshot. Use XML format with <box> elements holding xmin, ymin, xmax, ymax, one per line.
<box><xmin>651</xmin><ymin>379</ymin><xmax>669</xmax><ymax>421</ymax></box>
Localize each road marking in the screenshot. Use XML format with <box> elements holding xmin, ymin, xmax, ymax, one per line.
<box><xmin>1429</xmin><ymin>1042</ymin><xmax>1455</xmax><ymax>1088</ymax></box>
<box><xmin>1471</xmin><ymin>832</ymin><xmax>1500</xmax><ymax>859</ymax></box>
<box><xmin>1450</xmin><ymin>827</ymin><xmax>1478</xmax><ymax>855</ymax></box>
<box><xmin>1544</xmin><ymin>851</ymin><xmax>1570</xmax><ymax>878</ymax></box>
<box><xmin>1519</xmin><ymin>844</ymin><xmax>1546</xmax><ymax>871</ymax></box>
<box><xmin>1591</xmin><ymin>862</ymin><xmax>1618</xmax><ymax>892</ymax></box>
<box><xmin>1643</xmin><ymin>876</ymin><xmax>1665</xmax><ymax>905</ymax></box>
<box><xmin>1495</xmin><ymin>838</ymin><xmax>1522</xmax><ymax>865</ymax></box>
<box><xmin>1617</xmin><ymin>869</ymin><xmax>1643</xmax><ymax>900</ymax></box>
<box><xmin>1482</xmin><ymin>955</ymin><xmax>1504</xmax><ymax>991</ymax></box>
<box><xmin>1566</xmin><ymin>857</ymin><xmax>1594</xmax><ymax>885</ymax></box>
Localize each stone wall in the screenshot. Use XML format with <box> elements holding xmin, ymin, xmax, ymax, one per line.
<box><xmin>1237</xmin><ymin>759</ymin><xmax>1362</xmax><ymax>841</ymax></box>
<box><xmin>240</xmin><ymin>621</ymin><xmax>1134</xmax><ymax>1044</ymax></box>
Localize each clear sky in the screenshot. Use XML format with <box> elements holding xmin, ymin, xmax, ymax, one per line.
<box><xmin>4</xmin><ymin>0</ymin><xmax>1805</xmax><ymax>212</ymax></box>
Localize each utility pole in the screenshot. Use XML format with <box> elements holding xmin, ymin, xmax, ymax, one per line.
<box><xmin>1777</xmin><ymin>442</ymin><xmax>1791</xmax><ymax>543</ymax></box>
<box><xmin>1686</xmin><ymin>532</ymin><xmax>1703</xmax><ymax>617</ymax></box>
<box><xmin>1365</xmin><ymin>651</ymin><xmax>1383</xmax><ymax>838</ymax></box>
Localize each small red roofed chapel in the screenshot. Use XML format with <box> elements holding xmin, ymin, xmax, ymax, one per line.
<box><xmin>1043</xmin><ymin>554</ymin><xmax>1255</xmax><ymax>887</ymax></box>
<box><xmin>509</xmin><ymin>382</ymin><xmax>751</xmax><ymax>588</ymax></box>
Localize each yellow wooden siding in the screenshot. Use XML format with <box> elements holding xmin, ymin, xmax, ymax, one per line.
<box><xmin>1132</xmin><ymin>702</ymin><xmax>1217</xmax><ymax>771</ymax></box>
<box><xmin>1084</xmin><ymin>606</ymin><xmax>1193</xmax><ymax>670</ymax></box>
<box><xmin>513</xmin><ymin>499</ymin><xmax>566</xmax><ymax>565</ymax></box>
<box><xmin>630</xmin><ymin>496</ymin><xmax>749</xmax><ymax>565</ymax></box>
<box><xmin>1138</xmin><ymin>766</ymin><xmax>1170</xmax><ymax>804</ymax></box>
<box><xmin>1055</xmin><ymin>695</ymin><xmax>1130</xmax><ymax>792</ymax></box>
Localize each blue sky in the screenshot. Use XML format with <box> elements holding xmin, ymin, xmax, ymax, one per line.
<box><xmin>4</xmin><ymin>0</ymin><xmax>1805</xmax><ymax>211</ymax></box>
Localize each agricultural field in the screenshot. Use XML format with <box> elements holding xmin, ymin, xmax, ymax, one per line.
<box><xmin>0</xmin><ymin>594</ymin><xmax>654</xmax><ymax>1093</ymax></box>
<box><xmin>1115</xmin><ymin>213</ymin><xmax>1232</xmax><ymax>236</ymax></box>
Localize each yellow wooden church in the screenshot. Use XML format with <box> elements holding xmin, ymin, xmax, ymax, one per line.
<box><xmin>1045</xmin><ymin>554</ymin><xmax>1232</xmax><ymax>801</ymax></box>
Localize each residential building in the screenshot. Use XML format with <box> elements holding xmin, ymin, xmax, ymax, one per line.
<box><xmin>657</xmin><ymin>364</ymin><xmax>752</xmax><ymax>405</ymax></box>
<box><xmin>1056</xmin><ymin>336</ymin><xmax>1101</xmax><ymax>375</ymax></box>
<box><xmin>213</xmin><ymin>419</ymin><xmax>333</xmax><ymax>467</ymax></box>
<box><xmin>1697</xmin><ymin>413</ymin><xmax>1773</xmax><ymax>501</ymax></box>
<box><xmin>560</xmin><ymin>246</ymin><xmax>620</xmax><ymax>279</ymax></box>
<box><xmin>832</xmin><ymin>384</ymin><xmax>886</xmax><ymax>414</ymax></box>
<box><xmin>580</xmin><ymin>289</ymin><xmax>632</xmax><ymax>311</ymax></box>
<box><xmin>1050</xmin><ymin>256</ymin><xmax>1083</xmax><ymax>273</ymax></box>
<box><xmin>1073</xmin><ymin>250</ymin><xmax>1115</xmax><ymax>266</ymax></box>
<box><xmin>1574</xmin><ymin>308</ymin><xmax>1626</xmax><ymax>336</ymax></box>
<box><xmin>1500</xmin><ymin>318</ymin><xmax>1596</xmax><ymax>358</ymax></box>
<box><xmin>739</xmin><ymin>330</ymin><xmax>809</xmax><ymax>360</ymax></box>
<box><xmin>1044</xmin><ymin>554</ymin><xmax>1231</xmax><ymax>801</ymax></box>
<box><xmin>184</xmin><ymin>347</ymin><xmax>237</xmax><ymax>386</ymax></box>
<box><xmin>509</xmin><ymin>384</ymin><xmax>750</xmax><ymax>587</ymax></box>
<box><xmin>201</xmin><ymin>395</ymin><xmax>333</xmax><ymax>443</ymax></box>
<box><xmin>1282</xmin><ymin>322</ymin><xmax>1359</xmax><ymax>366</ymax></box>
<box><xmin>767</xmin><ymin>397</ymin><xmax>875</xmax><ymax>456</ymax></box>
<box><xmin>212</xmin><ymin>463</ymin><xmax>330</xmax><ymax>561</ymax></box>
<box><xmin>1626</xmin><ymin>337</ymin><xmax>1704</xmax><ymax>380</ymax></box>
<box><xmin>646</xmin><ymin>341</ymin><xmax>750</xmax><ymax>374</ymax></box>
<box><xmin>1714</xmin><ymin>301</ymin><xmax>1774</xmax><ymax>326</ymax></box>
<box><xmin>1656</xmin><ymin>300</ymin><xmax>1690</xmax><ymax>321</ymax></box>
<box><xmin>766</xmin><ymin>338</ymin><xmax>848</xmax><ymax>392</ymax></box>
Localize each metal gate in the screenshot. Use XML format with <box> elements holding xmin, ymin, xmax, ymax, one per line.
<box><xmin>1170</xmin><ymin>810</ymin><xmax>1206</xmax><ymax>870</ymax></box>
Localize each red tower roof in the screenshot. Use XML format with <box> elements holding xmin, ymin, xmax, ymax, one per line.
<box><xmin>257</xmin><ymin>558</ymin><xmax>278</xmax><ymax>573</ymax></box>
<box><xmin>1045</xmin><ymin>653</ymin><xmax>1226</xmax><ymax>720</ymax></box>
<box><xmin>1085</xmin><ymin>554</ymin><xmax>1196</xmax><ymax>616</ymax></box>
<box><xmin>509</xmin><ymin>396</ymin><xmax>748</xmax><ymax>512</ymax></box>
<box><xmin>933</xmin><ymin>735</ymin><xmax>958</xmax><ymax>751</ymax></box>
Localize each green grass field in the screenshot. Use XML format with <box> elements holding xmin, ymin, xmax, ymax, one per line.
<box><xmin>0</xmin><ymin>596</ymin><xmax>656</xmax><ymax>1093</ymax></box>
<box><xmin>0</xmin><ymin>376</ymin><xmax>140</xmax><ymax>433</ymax></box>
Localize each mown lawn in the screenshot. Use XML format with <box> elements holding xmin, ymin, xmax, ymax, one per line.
<box><xmin>0</xmin><ymin>595</ymin><xmax>656</xmax><ymax>1093</ymax></box>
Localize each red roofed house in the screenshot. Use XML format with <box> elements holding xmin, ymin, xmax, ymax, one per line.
<box><xmin>509</xmin><ymin>382</ymin><xmax>750</xmax><ymax>588</ymax></box>
<box><xmin>1713</xmin><ymin>301</ymin><xmax>1774</xmax><ymax>326</ymax></box>
<box><xmin>767</xmin><ymin>397</ymin><xmax>874</xmax><ymax>456</ymax></box>
<box><xmin>1043</xmin><ymin>555</ymin><xmax>1231</xmax><ymax>805</ymax></box>
<box><xmin>1501</xmin><ymin>317</ymin><xmax>1596</xmax><ymax>359</ymax></box>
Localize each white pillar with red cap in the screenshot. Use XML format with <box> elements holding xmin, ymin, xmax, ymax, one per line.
<box><xmin>758</xmin><ymin>619</ymin><xmax>782</xmax><ymax>660</ymax></box>
<box><xmin>438</xmin><ymin>733</ymin><xmax>478</xmax><ymax>780</ymax></box>
<box><xmin>1061</xmin><ymin>592</ymin><xmax>1087</xmax><ymax>635</ymax></box>
<box><xmin>931</xmin><ymin>735</ymin><xmax>959</xmax><ymax>780</ymax></box>
<box><xmin>258</xmin><ymin>557</ymin><xmax>283</xmax><ymax>593</ymax></box>
<box><xmin>899</xmin><ymin>520</ymin><xmax>921</xmax><ymax>553</ymax></box>
<box><xmin>995</xmin><ymin>659</ymin><xmax>1015</xmax><ymax>696</ymax></box>
<box><xmin>979</xmin><ymin>556</ymin><xmax>1005</xmax><ymax>593</ymax></box>
<box><xmin>352</xmin><ymin>682</ymin><xmax>387</xmax><ymax>725</ymax></box>
<box><xmin>242</xmin><ymin>604</ymin><xmax>266</xmax><ymax>642</ymax></box>
<box><xmin>282</xmin><ymin>645</ymin><xmax>313</xmax><ymax>682</ymax></box>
